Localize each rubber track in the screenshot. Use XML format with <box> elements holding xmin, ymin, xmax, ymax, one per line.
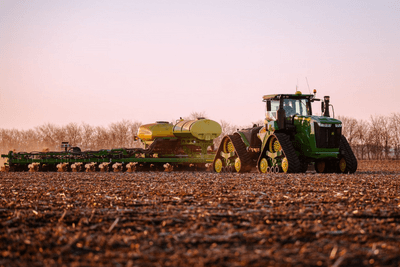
<box><xmin>274</xmin><ymin>133</ymin><xmax>301</xmax><ymax>173</ymax></box>
<box><xmin>212</xmin><ymin>135</ymin><xmax>251</xmax><ymax>172</ymax></box>
<box><xmin>230</xmin><ymin>134</ymin><xmax>253</xmax><ymax>172</ymax></box>
<box><xmin>340</xmin><ymin>135</ymin><xmax>357</xmax><ymax>173</ymax></box>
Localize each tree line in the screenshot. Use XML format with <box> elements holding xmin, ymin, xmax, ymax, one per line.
<box><xmin>0</xmin><ymin>112</ymin><xmax>211</xmax><ymax>154</ymax></box>
<box><xmin>338</xmin><ymin>113</ymin><xmax>400</xmax><ymax>160</ymax></box>
<box><xmin>0</xmin><ymin>120</ymin><xmax>143</xmax><ymax>153</ymax></box>
<box><xmin>1</xmin><ymin>113</ymin><xmax>399</xmax><ymax>160</ymax></box>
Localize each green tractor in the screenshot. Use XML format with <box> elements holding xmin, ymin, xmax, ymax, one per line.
<box><xmin>213</xmin><ymin>91</ymin><xmax>357</xmax><ymax>174</ymax></box>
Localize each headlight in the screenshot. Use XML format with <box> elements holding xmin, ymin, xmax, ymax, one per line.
<box><xmin>317</xmin><ymin>123</ymin><xmax>331</xmax><ymax>127</ymax></box>
<box><xmin>335</xmin><ymin>124</ymin><xmax>342</xmax><ymax>128</ymax></box>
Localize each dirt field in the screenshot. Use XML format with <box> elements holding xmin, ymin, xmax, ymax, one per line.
<box><xmin>1</xmin><ymin>161</ymin><xmax>399</xmax><ymax>266</ymax></box>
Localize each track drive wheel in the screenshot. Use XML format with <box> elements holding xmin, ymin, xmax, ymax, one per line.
<box><xmin>223</xmin><ymin>138</ymin><xmax>235</xmax><ymax>153</ymax></box>
<box><xmin>268</xmin><ymin>135</ymin><xmax>281</xmax><ymax>153</ymax></box>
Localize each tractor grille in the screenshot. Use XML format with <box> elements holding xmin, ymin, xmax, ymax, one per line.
<box><xmin>314</xmin><ymin>123</ymin><xmax>341</xmax><ymax>148</ymax></box>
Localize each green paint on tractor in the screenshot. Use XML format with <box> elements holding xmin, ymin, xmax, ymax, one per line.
<box><xmin>213</xmin><ymin>91</ymin><xmax>357</xmax><ymax>174</ymax></box>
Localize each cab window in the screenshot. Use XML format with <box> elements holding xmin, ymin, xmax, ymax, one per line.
<box><xmin>295</xmin><ymin>99</ymin><xmax>310</xmax><ymax>116</ymax></box>
<box><xmin>265</xmin><ymin>100</ymin><xmax>280</xmax><ymax>121</ymax></box>
<box><xmin>284</xmin><ymin>99</ymin><xmax>310</xmax><ymax>116</ymax></box>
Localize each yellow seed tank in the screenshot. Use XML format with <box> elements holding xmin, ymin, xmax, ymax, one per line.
<box><xmin>137</xmin><ymin>118</ymin><xmax>222</xmax><ymax>142</ymax></box>
<box><xmin>137</xmin><ymin>121</ymin><xmax>175</xmax><ymax>142</ymax></box>
<box><xmin>173</xmin><ymin>119</ymin><xmax>221</xmax><ymax>141</ymax></box>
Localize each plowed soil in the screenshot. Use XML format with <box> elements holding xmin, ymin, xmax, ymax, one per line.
<box><xmin>1</xmin><ymin>160</ymin><xmax>399</xmax><ymax>267</ymax></box>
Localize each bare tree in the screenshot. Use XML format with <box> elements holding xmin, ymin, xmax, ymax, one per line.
<box><xmin>0</xmin><ymin>129</ymin><xmax>14</xmax><ymax>153</ymax></box>
<box><xmin>368</xmin><ymin>115</ymin><xmax>391</xmax><ymax>160</ymax></box>
<box><xmin>93</xmin><ymin>126</ymin><xmax>110</xmax><ymax>149</ymax></box>
<box><xmin>109</xmin><ymin>120</ymin><xmax>131</xmax><ymax>148</ymax></box>
<box><xmin>352</xmin><ymin>120</ymin><xmax>369</xmax><ymax>160</ymax></box>
<box><xmin>338</xmin><ymin>116</ymin><xmax>358</xmax><ymax>147</ymax></box>
<box><xmin>127</xmin><ymin>120</ymin><xmax>142</xmax><ymax>148</ymax></box>
<box><xmin>81</xmin><ymin>123</ymin><xmax>95</xmax><ymax>150</ymax></box>
<box><xmin>185</xmin><ymin>111</ymin><xmax>208</xmax><ymax>120</ymax></box>
<box><xmin>20</xmin><ymin>129</ymin><xmax>39</xmax><ymax>152</ymax></box>
<box><xmin>64</xmin><ymin>122</ymin><xmax>82</xmax><ymax>147</ymax></box>
<box><xmin>213</xmin><ymin>120</ymin><xmax>239</xmax><ymax>149</ymax></box>
<box><xmin>390</xmin><ymin>113</ymin><xmax>400</xmax><ymax>159</ymax></box>
<box><xmin>379</xmin><ymin>116</ymin><xmax>391</xmax><ymax>159</ymax></box>
<box><xmin>35</xmin><ymin>123</ymin><xmax>61</xmax><ymax>150</ymax></box>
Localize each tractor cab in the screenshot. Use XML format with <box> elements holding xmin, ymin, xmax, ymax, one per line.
<box><xmin>263</xmin><ymin>92</ymin><xmax>316</xmax><ymax>129</ymax></box>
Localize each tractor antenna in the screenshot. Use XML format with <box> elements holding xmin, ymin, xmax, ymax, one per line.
<box><xmin>306</xmin><ymin>77</ymin><xmax>311</xmax><ymax>94</ymax></box>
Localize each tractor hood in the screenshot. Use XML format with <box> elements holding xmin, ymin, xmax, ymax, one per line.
<box><xmin>309</xmin><ymin>116</ymin><xmax>342</xmax><ymax>125</ymax></box>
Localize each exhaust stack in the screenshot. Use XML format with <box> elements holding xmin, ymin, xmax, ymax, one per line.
<box><xmin>322</xmin><ymin>96</ymin><xmax>330</xmax><ymax>117</ymax></box>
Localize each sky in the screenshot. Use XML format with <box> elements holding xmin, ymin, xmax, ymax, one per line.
<box><xmin>1</xmin><ymin>0</ymin><xmax>399</xmax><ymax>130</ymax></box>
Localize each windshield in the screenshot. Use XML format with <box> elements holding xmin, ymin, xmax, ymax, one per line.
<box><xmin>266</xmin><ymin>99</ymin><xmax>311</xmax><ymax>121</ymax></box>
<box><xmin>283</xmin><ymin>99</ymin><xmax>310</xmax><ymax>116</ymax></box>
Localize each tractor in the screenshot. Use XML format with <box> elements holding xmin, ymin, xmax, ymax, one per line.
<box><xmin>213</xmin><ymin>91</ymin><xmax>357</xmax><ymax>173</ymax></box>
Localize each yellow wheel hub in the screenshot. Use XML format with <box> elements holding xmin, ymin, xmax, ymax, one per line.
<box><xmin>234</xmin><ymin>158</ymin><xmax>241</xmax><ymax>172</ymax></box>
<box><xmin>339</xmin><ymin>158</ymin><xmax>346</xmax><ymax>173</ymax></box>
<box><xmin>223</xmin><ymin>139</ymin><xmax>235</xmax><ymax>153</ymax></box>
<box><xmin>269</xmin><ymin>137</ymin><xmax>281</xmax><ymax>153</ymax></box>
<box><xmin>259</xmin><ymin>158</ymin><xmax>268</xmax><ymax>173</ymax></box>
<box><xmin>273</xmin><ymin>140</ymin><xmax>281</xmax><ymax>152</ymax></box>
<box><xmin>214</xmin><ymin>158</ymin><xmax>223</xmax><ymax>173</ymax></box>
<box><xmin>282</xmin><ymin>158</ymin><xmax>289</xmax><ymax>173</ymax></box>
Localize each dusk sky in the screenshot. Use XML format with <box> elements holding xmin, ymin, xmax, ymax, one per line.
<box><xmin>1</xmin><ymin>0</ymin><xmax>399</xmax><ymax>130</ymax></box>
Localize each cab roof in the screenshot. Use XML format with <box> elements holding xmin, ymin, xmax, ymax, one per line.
<box><xmin>262</xmin><ymin>93</ymin><xmax>315</xmax><ymax>101</ymax></box>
